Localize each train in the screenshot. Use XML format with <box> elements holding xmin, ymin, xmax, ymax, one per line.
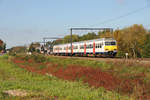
<box><xmin>53</xmin><ymin>38</ymin><xmax>117</xmax><ymax>57</ymax></box>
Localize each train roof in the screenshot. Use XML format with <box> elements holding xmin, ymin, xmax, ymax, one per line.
<box><xmin>54</xmin><ymin>38</ymin><xmax>116</xmax><ymax>46</ymax></box>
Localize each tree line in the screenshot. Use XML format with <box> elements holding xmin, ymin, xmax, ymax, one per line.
<box><xmin>49</xmin><ymin>24</ymin><xmax>150</xmax><ymax>58</ymax></box>
<box><xmin>9</xmin><ymin>24</ymin><xmax>150</xmax><ymax>58</ymax></box>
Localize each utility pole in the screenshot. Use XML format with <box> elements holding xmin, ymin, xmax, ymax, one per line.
<box><xmin>70</xmin><ymin>28</ymin><xmax>113</xmax><ymax>57</ymax></box>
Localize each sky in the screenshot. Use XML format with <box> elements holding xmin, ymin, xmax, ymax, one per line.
<box><xmin>0</xmin><ymin>0</ymin><xmax>150</xmax><ymax>48</ymax></box>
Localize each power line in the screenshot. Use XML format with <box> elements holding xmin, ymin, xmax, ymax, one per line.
<box><xmin>90</xmin><ymin>4</ymin><xmax>150</xmax><ymax>27</ymax></box>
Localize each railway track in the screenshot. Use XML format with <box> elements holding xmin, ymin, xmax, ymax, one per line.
<box><xmin>50</xmin><ymin>55</ymin><xmax>150</xmax><ymax>64</ymax></box>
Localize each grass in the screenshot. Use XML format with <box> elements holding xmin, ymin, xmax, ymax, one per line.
<box><xmin>0</xmin><ymin>55</ymin><xmax>133</xmax><ymax>100</ymax></box>
<box><xmin>14</xmin><ymin>54</ymin><xmax>150</xmax><ymax>86</ymax></box>
<box><xmin>46</xmin><ymin>56</ymin><xmax>150</xmax><ymax>78</ymax></box>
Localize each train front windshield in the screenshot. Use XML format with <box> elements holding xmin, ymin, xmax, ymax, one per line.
<box><xmin>105</xmin><ymin>42</ymin><xmax>116</xmax><ymax>46</ymax></box>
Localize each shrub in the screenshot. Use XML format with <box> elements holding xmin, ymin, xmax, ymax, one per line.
<box><xmin>32</xmin><ymin>54</ymin><xmax>47</xmax><ymax>63</ymax></box>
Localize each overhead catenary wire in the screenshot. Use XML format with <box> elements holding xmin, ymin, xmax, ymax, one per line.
<box><xmin>90</xmin><ymin>4</ymin><xmax>150</xmax><ymax>27</ymax></box>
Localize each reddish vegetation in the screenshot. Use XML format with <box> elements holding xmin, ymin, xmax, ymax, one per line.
<box><xmin>13</xmin><ymin>59</ymin><xmax>119</xmax><ymax>90</ymax></box>
<box><xmin>13</xmin><ymin>58</ymin><xmax>150</xmax><ymax>100</ymax></box>
<box><xmin>51</xmin><ymin>65</ymin><xmax>120</xmax><ymax>90</ymax></box>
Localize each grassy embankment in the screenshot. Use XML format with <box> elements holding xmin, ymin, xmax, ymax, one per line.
<box><xmin>47</xmin><ymin>56</ymin><xmax>150</xmax><ymax>81</ymax></box>
<box><xmin>13</xmin><ymin>54</ymin><xmax>150</xmax><ymax>99</ymax></box>
<box><xmin>0</xmin><ymin>55</ymin><xmax>132</xmax><ymax>100</ymax></box>
<box><xmin>48</xmin><ymin>56</ymin><xmax>150</xmax><ymax>98</ymax></box>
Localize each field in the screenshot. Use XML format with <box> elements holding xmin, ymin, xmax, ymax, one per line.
<box><xmin>1</xmin><ymin>54</ymin><xmax>150</xmax><ymax>100</ymax></box>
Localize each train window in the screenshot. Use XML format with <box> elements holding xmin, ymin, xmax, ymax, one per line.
<box><xmin>75</xmin><ymin>46</ymin><xmax>77</xmax><ymax>49</ymax></box>
<box><xmin>111</xmin><ymin>42</ymin><xmax>116</xmax><ymax>45</ymax></box>
<box><xmin>99</xmin><ymin>44</ymin><xmax>102</xmax><ymax>48</ymax></box>
<box><xmin>105</xmin><ymin>42</ymin><xmax>116</xmax><ymax>45</ymax></box>
<box><xmin>89</xmin><ymin>44</ymin><xmax>92</xmax><ymax>49</ymax></box>
<box><xmin>96</xmin><ymin>44</ymin><xmax>101</xmax><ymax>48</ymax></box>
<box><xmin>74</xmin><ymin>46</ymin><xmax>78</xmax><ymax>49</ymax></box>
<box><xmin>90</xmin><ymin>44</ymin><xmax>93</xmax><ymax>48</ymax></box>
<box><xmin>86</xmin><ymin>45</ymin><xmax>88</xmax><ymax>49</ymax></box>
<box><xmin>82</xmin><ymin>45</ymin><xmax>84</xmax><ymax>49</ymax></box>
<box><xmin>80</xmin><ymin>45</ymin><xmax>83</xmax><ymax>49</ymax></box>
<box><xmin>105</xmin><ymin>42</ymin><xmax>111</xmax><ymax>45</ymax></box>
<box><xmin>96</xmin><ymin>44</ymin><xmax>98</xmax><ymax>48</ymax></box>
<box><xmin>95</xmin><ymin>43</ymin><xmax>101</xmax><ymax>48</ymax></box>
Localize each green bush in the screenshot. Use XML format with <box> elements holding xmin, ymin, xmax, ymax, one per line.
<box><xmin>32</xmin><ymin>54</ymin><xmax>47</xmax><ymax>63</ymax></box>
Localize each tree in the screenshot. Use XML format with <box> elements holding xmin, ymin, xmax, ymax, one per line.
<box><xmin>52</xmin><ymin>39</ymin><xmax>63</xmax><ymax>45</ymax></box>
<box><xmin>29</xmin><ymin>42</ymin><xmax>40</xmax><ymax>52</ymax></box>
<box><xmin>113</xmin><ymin>29</ymin><xmax>125</xmax><ymax>57</ymax></box>
<box><xmin>148</xmin><ymin>30</ymin><xmax>150</xmax><ymax>34</ymax></box>
<box><xmin>63</xmin><ymin>34</ymin><xmax>79</xmax><ymax>43</ymax></box>
<box><xmin>79</xmin><ymin>32</ymin><xmax>97</xmax><ymax>41</ymax></box>
<box><xmin>9</xmin><ymin>46</ymin><xmax>27</xmax><ymax>54</ymax></box>
<box><xmin>98</xmin><ymin>31</ymin><xmax>113</xmax><ymax>38</ymax></box>
<box><xmin>0</xmin><ymin>39</ymin><xmax>6</xmax><ymax>53</ymax></box>
<box><xmin>114</xmin><ymin>24</ymin><xmax>147</xmax><ymax>58</ymax></box>
<box><xmin>52</xmin><ymin>32</ymin><xmax>98</xmax><ymax>45</ymax></box>
<box><xmin>143</xmin><ymin>34</ymin><xmax>150</xmax><ymax>57</ymax></box>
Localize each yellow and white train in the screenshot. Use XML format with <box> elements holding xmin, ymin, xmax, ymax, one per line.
<box><xmin>53</xmin><ymin>38</ymin><xmax>117</xmax><ymax>57</ymax></box>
